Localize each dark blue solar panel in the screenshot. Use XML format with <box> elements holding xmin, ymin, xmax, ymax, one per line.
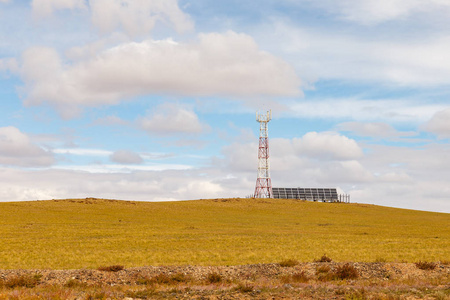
<box><xmin>272</xmin><ymin>187</ymin><xmax>339</xmax><ymax>202</ymax></box>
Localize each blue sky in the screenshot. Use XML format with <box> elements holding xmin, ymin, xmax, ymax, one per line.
<box><xmin>0</xmin><ymin>0</ymin><xmax>449</xmax><ymax>213</ymax></box>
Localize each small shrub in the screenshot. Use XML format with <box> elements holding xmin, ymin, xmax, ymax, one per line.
<box><xmin>97</xmin><ymin>265</ymin><xmax>124</xmax><ymax>272</ymax></box>
<box><xmin>316</xmin><ymin>265</ymin><xmax>331</xmax><ymax>273</ymax></box>
<box><xmin>5</xmin><ymin>274</ymin><xmax>42</xmax><ymax>288</ymax></box>
<box><xmin>316</xmin><ymin>265</ymin><xmax>333</xmax><ymax>281</ymax></box>
<box><xmin>206</xmin><ymin>272</ymin><xmax>222</xmax><ymax>284</ymax></box>
<box><xmin>235</xmin><ymin>283</ymin><xmax>253</xmax><ymax>293</ymax></box>
<box><xmin>64</xmin><ymin>279</ymin><xmax>87</xmax><ymax>288</ymax></box>
<box><xmin>314</xmin><ymin>254</ymin><xmax>332</xmax><ymax>262</ymax></box>
<box><xmin>415</xmin><ymin>261</ymin><xmax>436</xmax><ymax>270</ymax></box>
<box><xmin>292</xmin><ymin>271</ymin><xmax>309</xmax><ymax>282</ymax></box>
<box><xmin>281</xmin><ymin>271</ymin><xmax>309</xmax><ymax>283</ymax></box>
<box><xmin>334</xmin><ymin>263</ymin><xmax>359</xmax><ymax>280</ymax></box>
<box><xmin>153</xmin><ymin>273</ymin><xmax>172</xmax><ymax>284</ymax></box>
<box><xmin>279</xmin><ymin>259</ymin><xmax>299</xmax><ymax>267</ymax></box>
<box><xmin>170</xmin><ymin>272</ymin><xmax>190</xmax><ymax>283</ymax></box>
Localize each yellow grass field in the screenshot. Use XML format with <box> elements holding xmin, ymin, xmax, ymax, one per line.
<box><xmin>0</xmin><ymin>198</ymin><xmax>448</xmax><ymax>269</ymax></box>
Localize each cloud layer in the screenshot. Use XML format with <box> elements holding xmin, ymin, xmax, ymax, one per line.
<box><xmin>31</xmin><ymin>0</ymin><xmax>193</xmax><ymax>37</ymax></box>
<box><xmin>139</xmin><ymin>104</ymin><xmax>206</xmax><ymax>135</ymax></box>
<box><xmin>292</xmin><ymin>132</ymin><xmax>363</xmax><ymax>160</ymax></box>
<box><xmin>0</xmin><ymin>127</ymin><xmax>54</xmax><ymax>167</ymax></box>
<box><xmin>260</xmin><ymin>20</ymin><xmax>450</xmax><ymax>88</ymax></box>
<box><xmin>299</xmin><ymin>0</ymin><xmax>450</xmax><ymax>25</ymax></box>
<box><xmin>0</xmin><ymin>0</ymin><xmax>449</xmax><ymax>214</ymax></box>
<box><xmin>110</xmin><ymin>150</ymin><xmax>143</xmax><ymax>164</ymax></box>
<box><xmin>0</xmin><ymin>127</ymin><xmax>448</xmax><ymax>213</ymax></box>
<box><xmin>90</xmin><ymin>0</ymin><xmax>193</xmax><ymax>36</ymax></box>
<box><xmin>336</xmin><ymin>122</ymin><xmax>416</xmax><ymax>138</ymax></box>
<box><xmin>423</xmin><ymin>108</ymin><xmax>450</xmax><ymax>138</ymax></box>
<box><xmin>32</xmin><ymin>0</ymin><xmax>87</xmax><ymax>18</ymax></box>
<box><xmin>17</xmin><ymin>32</ymin><xmax>300</xmax><ymax>118</ymax></box>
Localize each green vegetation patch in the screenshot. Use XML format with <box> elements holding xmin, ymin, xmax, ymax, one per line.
<box><xmin>0</xmin><ymin>198</ymin><xmax>448</xmax><ymax>269</ymax></box>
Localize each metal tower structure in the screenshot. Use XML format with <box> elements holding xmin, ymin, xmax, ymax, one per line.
<box><xmin>254</xmin><ymin>110</ymin><xmax>273</xmax><ymax>198</ymax></box>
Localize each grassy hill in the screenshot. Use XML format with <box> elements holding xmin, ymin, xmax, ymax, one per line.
<box><xmin>0</xmin><ymin>198</ymin><xmax>448</xmax><ymax>269</ymax></box>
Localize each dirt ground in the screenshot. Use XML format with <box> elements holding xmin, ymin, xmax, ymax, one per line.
<box><xmin>0</xmin><ymin>262</ymin><xmax>449</xmax><ymax>299</ymax></box>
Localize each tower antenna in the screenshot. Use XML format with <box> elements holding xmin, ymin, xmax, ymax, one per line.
<box><xmin>254</xmin><ymin>110</ymin><xmax>273</xmax><ymax>198</ymax></box>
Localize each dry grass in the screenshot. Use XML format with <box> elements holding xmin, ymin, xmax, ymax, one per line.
<box><xmin>280</xmin><ymin>271</ymin><xmax>309</xmax><ymax>283</ymax></box>
<box><xmin>136</xmin><ymin>272</ymin><xmax>191</xmax><ymax>286</ymax></box>
<box><xmin>0</xmin><ymin>198</ymin><xmax>449</xmax><ymax>269</ymax></box>
<box><xmin>97</xmin><ymin>265</ymin><xmax>124</xmax><ymax>272</ymax></box>
<box><xmin>334</xmin><ymin>263</ymin><xmax>359</xmax><ymax>280</ymax></box>
<box><xmin>279</xmin><ymin>259</ymin><xmax>299</xmax><ymax>267</ymax></box>
<box><xmin>316</xmin><ymin>263</ymin><xmax>359</xmax><ymax>281</ymax></box>
<box><xmin>316</xmin><ymin>265</ymin><xmax>333</xmax><ymax>281</ymax></box>
<box><xmin>1</xmin><ymin>263</ymin><xmax>448</xmax><ymax>299</ymax></box>
<box><xmin>1</xmin><ymin>274</ymin><xmax>42</xmax><ymax>288</ymax></box>
<box><xmin>415</xmin><ymin>261</ymin><xmax>437</xmax><ymax>270</ymax></box>
<box><xmin>314</xmin><ymin>254</ymin><xmax>333</xmax><ymax>262</ymax></box>
<box><xmin>206</xmin><ymin>272</ymin><xmax>222</xmax><ymax>283</ymax></box>
<box><xmin>235</xmin><ymin>283</ymin><xmax>254</xmax><ymax>293</ymax></box>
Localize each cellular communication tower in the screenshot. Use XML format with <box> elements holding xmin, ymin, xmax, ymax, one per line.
<box><xmin>254</xmin><ymin>110</ymin><xmax>273</xmax><ymax>198</ymax></box>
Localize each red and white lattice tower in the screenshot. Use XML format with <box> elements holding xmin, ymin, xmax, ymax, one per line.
<box><xmin>254</xmin><ymin>110</ymin><xmax>273</xmax><ymax>198</ymax></box>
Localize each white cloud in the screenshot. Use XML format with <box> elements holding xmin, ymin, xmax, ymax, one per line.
<box><xmin>261</xmin><ymin>21</ymin><xmax>450</xmax><ymax>87</ymax></box>
<box><xmin>30</xmin><ymin>0</ymin><xmax>192</xmax><ymax>37</ymax></box>
<box><xmin>0</xmin><ymin>168</ymin><xmax>223</xmax><ymax>202</ymax></box>
<box><xmin>315</xmin><ymin>160</ymin><xmax>374</xmax><ymax>183</ymax></box>
<box><xmin>270</xmin><ymin>138</ymin><xmax>308</xmax><ymax>172</ymax></box>
<box><xmin>0</xmin><ymin>132</ymin><xmax>448</xmax><ymax>212</ymax></box>
<box><xmin>139</xmin><ymin>104</ymin><xmax>205</xmax><ymax>135</ymax></box>
<box><xmin>91</xmin><ymin>115</ymin><xmax>129</xmax><ymax>127</ymax></box>
<box><xmin>299</xmin><ymin>0</ymin><xmax>450</xmax><ymax>25</ymax></box>
<box><xmin>53</xmin><ymin>148</ymin><xmax>112</xmax><ymax>156</ymax></box>
<box><xmin>18</xmin><ymin>32</ymin><xmax>301</xmax><ymax>118</ymax></box>
<box><xmin>90</xmin><ymin>0</ymin><xmax>193</xmax><ymax>36</ymax></box>
<box><xmin>336</xmin><ymin>122</ymin><xmax>416</xmax><ymax>138</ymax></box>
<box><xmin>377</xmin><ymin>171</ymin><xmax>412</xmax><ymax>183</ymax></box>
<box><xmin>19</xmin><ymin>47</ymin><xmax>78</xmax><ymax>116</ymax></box>
<box><xmin>52</xmin><ymin>148</ymin><xmax>182</xmax><ymax>170</ymax></box>
<box><xmin>215</xmin><ymin>132</ymin><xmax>450</xmax><ymax>212</ymax></box>
<box><xmin>293</xmin><ymin>132</ymin><xmax>363</xmax><ymax>160</ymax></box>
<box><xmin>282</xmin><ymin>139</ymin><xmax>449</xmax><ymax>212</ymax></box>
<box><xmin>422</xmin><ymin>108</ymin><xmax>450</xmax><ymax>138</ymax></box>
<box><xmin>220</xmin><ymin>142</ymin><xmax>258</xmax><ymax>173</ymax></box>
<box><xmin>110</xmin><ymin>149</ymin><xmax>143</xmax><ymax>164</ymax></box>
<box><xmin>0</xmin><ymin>126</ymin><xmax>54</xmax><ymax>167</ymax></box>
<box><xmin>53</xmin><ymin>163</ymin><xmax>191</xmax><ymax>173</ymax></box>
<box><xmin>218</xmin><ymin>132</ymin><xmax>367</xmax><ymax>188</ymax></box>
<box><xmin>287</xmin><ymin>98</ymin><xmax>447</xmax><ymax>123</ymax></box>
<box><xmin>31</xmin><ymin>0</ymin><xmax>87</xmax><ymax>18</ymax></box>
<box><xmin>220</xmin><ymin>132</ymin><xmax>364</xmax><ymax>176</ymax></box>
<box><xmin>350</xmin><ymin>143</ymin><xmax>450</xmax><ymax>212</ymax></box>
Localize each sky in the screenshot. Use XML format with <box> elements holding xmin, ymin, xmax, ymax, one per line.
<box><xmin>0</xmin><ymin>0</ymin><xmax>449</xmax><ymax>213</ymax></box>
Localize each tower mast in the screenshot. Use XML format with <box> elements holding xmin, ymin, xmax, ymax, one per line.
<box><xmin>254</xmin><ymin>110</ymin><xmax>273</xmax><ymax>198</ymax></box>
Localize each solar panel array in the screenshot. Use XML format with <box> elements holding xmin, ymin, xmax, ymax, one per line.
<box><xmin>272</xmin><ymin>188</ymin><xmax>339</xmax><ymax>202</ymax></box>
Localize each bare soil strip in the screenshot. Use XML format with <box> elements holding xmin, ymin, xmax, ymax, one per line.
<box><xmin>0</xmin><ymin>262</ymin><xmax>449</xmax><ymax>299</ymax></box>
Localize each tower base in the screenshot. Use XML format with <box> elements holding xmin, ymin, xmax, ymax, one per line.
<box><xmin>254</xmin><ymin>178</ymin><xmax>273</xmax><ymax>198</ymax></box>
